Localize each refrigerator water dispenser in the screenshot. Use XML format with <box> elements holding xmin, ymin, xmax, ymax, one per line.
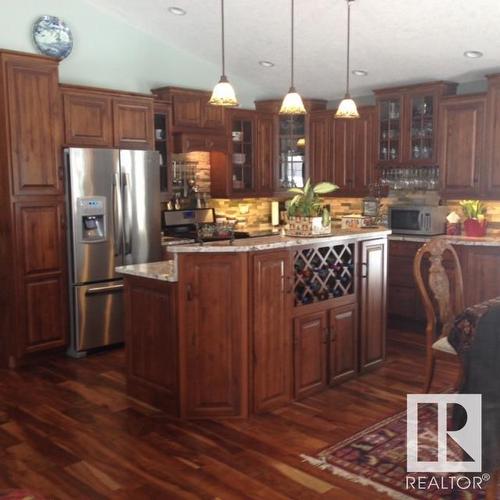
<box><xmin>77</xmin><ymin>197</ymin><xmax>107</xmax><ymax>243</ymax></box>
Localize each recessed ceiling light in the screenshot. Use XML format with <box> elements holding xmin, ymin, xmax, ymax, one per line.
<box><xmin>259</xmin><ymin>60</ymin><xmax>275</xmax><ymax>68</ymax></box>
<box><xmin>464</xmin><ymin>50</ymin><xmax>483</xmax><ymax>59</ymax></box>
<box><xmin>168</xmin><ymin>6</ymin><xmax>186</xmax><ymax>16</ymax></box>
<box><xmin>352</xmin><ymin>69</ymin><xmax>368</xmax><ymax>76</ymax></box>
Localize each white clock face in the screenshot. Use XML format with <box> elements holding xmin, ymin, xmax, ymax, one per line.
<box><xmin>33</xmin><ymin>15</ymin><xmax>73</xmax><ymax>60</ymax></box>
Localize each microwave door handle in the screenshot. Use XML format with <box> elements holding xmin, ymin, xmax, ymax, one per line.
<box><xmin>418</xmin><ymin>212</ymin><xmax>425</xmax><ymax>230</ymax></box>
<box><xmin>123</xmin><ymin>173</ymin><xmax>133</xmax><ymax>255</ymax></box>
<box><xmin>113</xmin><ymin>173</ymin><xmax>123</xmax><ymax>256</ymax></box>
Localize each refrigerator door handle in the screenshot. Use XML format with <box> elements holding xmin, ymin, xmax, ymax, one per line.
<box><xmin>86</xmin><ymin>283</ymin><xmax>124</xmax><ymax>295</ymax></box>
<box><xmin>123</xmin><ymin>173</ymin><xmax>133</xmax><ymax>255</ymax></box>
<box><xmin>113</xmin><ymin>172</ymin><xmax>123</xmax><ymax>256</ymax></box>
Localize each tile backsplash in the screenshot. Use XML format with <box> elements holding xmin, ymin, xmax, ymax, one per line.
<box><xmin>210</xmin><ymin>196</ymin><xmax>500</xmax><ymax>231</ymax></box>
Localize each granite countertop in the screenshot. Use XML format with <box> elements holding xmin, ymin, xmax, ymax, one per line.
<box><xmin>116</xmin><ymin>260</ymin><xmax>177</xmax><ymax>282</ymax></box>
<box><xmin>389</xmin><ymin>233</ymin><xmax>500</xmax><ymax>246</ymax></box>
<box><xmin>165</xmin><ymin>228</ymin><xmax>392</xmax><ymax>254</ymax></box>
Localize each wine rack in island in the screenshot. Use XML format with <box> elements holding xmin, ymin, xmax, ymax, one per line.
<box><xmin>293</xmin><ymin>243</ymin><xmax>355</xmax><ymax>306</ymax></box>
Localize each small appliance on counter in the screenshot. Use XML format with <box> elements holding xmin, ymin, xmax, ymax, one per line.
<box><xmin>162</xmin><ymin>208</ymin><xmax>278</xmax><ymax>242</ymax></box>
<box><xmin>388</xmin><ymin>205</ymin><xmax>448</xmax><ymax>235</ymax></box>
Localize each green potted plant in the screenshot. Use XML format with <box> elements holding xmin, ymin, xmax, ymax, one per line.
<box><xmin>459</xmin><ymin>200</ymin><xmax>487</xmax><ymax>237</ymax></box>
<box><xmin>286</xmin><ymin>179</ymin><xmax>339</xmax><ymax>236</ymax></box>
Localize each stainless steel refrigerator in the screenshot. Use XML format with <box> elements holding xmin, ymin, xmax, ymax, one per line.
<box><xmin>65</xmin><ymin>148</ymin><xmax>161</xmax><ymax>356</ymax></box>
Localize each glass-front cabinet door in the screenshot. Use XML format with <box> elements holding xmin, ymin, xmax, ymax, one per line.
<box><xmin>154</xmin><ymin>102</ymin><xmax>171</xmax><ymax>200</ymax></box>
<box><xmin>231</xmin><ymin>115</ymin><xmax>254</xmax><ymax>193</ymax></box>
<box><xmin>409</xmin><ymin>94</ymin><xmax>435</xmax><ymax>163</ymax></box>
<box><xmin>278</xmin><ymin>115</ymin><xmax>306</xmax><ymax>189</ymax></box>
<box><xmin>378</xmin><ymin>97</ymin><xmax>402</xmax><ymax>163</ymax></box>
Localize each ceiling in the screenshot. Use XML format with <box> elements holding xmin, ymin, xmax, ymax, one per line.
<box><xmin>84</xmin><ymin>0</ymin><xmax>500</xmax><ymax>101</ymax></box>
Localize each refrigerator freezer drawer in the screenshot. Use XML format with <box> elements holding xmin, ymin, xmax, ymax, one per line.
<box><xmin>73</xmin><ymin>280</ymin><xmax>124</xmax><ymax>351</ymax></box>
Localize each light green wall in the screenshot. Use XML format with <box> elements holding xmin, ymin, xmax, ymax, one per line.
<box><xmin>0</xmin><ymin>0</ymin><xmax>263</xmax><ymax>107</ymax></box>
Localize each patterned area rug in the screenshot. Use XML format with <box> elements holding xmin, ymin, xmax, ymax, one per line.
<box><xmin>301</xmin><ymin>404</ymin><xmax>494</xmax><ymax>499</ymax></box>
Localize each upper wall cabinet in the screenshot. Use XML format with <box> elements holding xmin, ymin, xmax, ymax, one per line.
<box><xmin>255</xmin><ymin>99</ymin><xmax>327</xmax><ymax>193</ymax></box>
<box><xmin>375</xmin><ymin>82</ymin><xmax>457</xmax><ymax>167</ymax></box>
<box><xmin>152</xmin><ymin>87</ymin><xmax>226</xmax><ymax>131</ymax></box>
<box><xmin>439</xmin><ymin>94</ymin><xmax>485</xmax><ymax>198</ymax></box>
<box><xmin>309</xmin><ymin>106</ymin><xmax>375</xmax><ymax>196</ymax></box>
<box><xmin>210</xmin><ymin>109</ymin><xmax>274</xmax><ymax>198</ymax></box>
<box><xmin>61</xmin><ymin>85</ymin><xmax>154</xmax><ymax>150</ymax></box>
<box><xmin>485</xmin><ymin>75</ymin><xmax>500</xmax><ymax>198</ymax></box>
<box><xmin>2</xmin><ymin>52</ymin><xmax>63</xmax><ymax>196</ymax></box>
<box><xmin>113</xmin><ymin>97</ymin><xmax>154</xmax><ymax>149</ymax></box>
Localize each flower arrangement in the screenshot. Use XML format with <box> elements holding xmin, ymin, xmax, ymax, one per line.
<box><xmin>459</xmin><ymin>200</ymin><xmax>487</xmax><ymax>237</ymax></box>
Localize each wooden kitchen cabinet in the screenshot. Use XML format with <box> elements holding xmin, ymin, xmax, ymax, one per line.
<box><xmin>210</xmin><ymin>110</ymin><xmax>275</xmax><ymax>198</ymax></box>
<box><xmin>308</xmin><ymin>106</ymin><xmax>375</xmax><ymax>195</ymax></box>
<box><xmin>113</xmin><ymin>96</ymin><xmax>154</xmax><ymax>149</ymax></box>
<box><xmin>360</xmin><ymin>238</ymin><xmax>387</xmax><ymax>371</ymax></box>
<box><xmin>255</xmin><ymin>98</ymin><xmax>328</xmax><ymax>193</ymax></box>
<box><xmin>61</xmin><ymin>85</ymin><xmax>154</xmax><ymax>149</ymax></box>
<box><xmin>14</xmin><ymin>199</ymin><xmax>68</xmax><ymax>356</ymax></box>
<box><xmin>461</xmin><ymin>246</ymin><xmax>500</xmax><ymax>307</ymax></box>
<box><xmin>375</xmin><ymin>81</ymin><xmax>457</xmax><ymax>167</ymax></box>
<box><xmin>255</xmin><ymin>112</ymin><xmax>275</xmax><ymax>194</ymax></box>
<box><xmin>0</xmin><ymin>51</ymin><xmax>69</xmax><ymax>367</ymax></box>
<box><xmin>252</xmin><ymin>250</ymin><xmax>293</xmax><ymax>413</ymax></box>
<box><xmin>152</xmin><ymin>86</ymin><xmax>226</xmax><ymax>130</ymax></box>
<box><xmin>3</xmin><ymin>52</ymin><xmax>63</xmax><ymax>196</ymax></box>
<box><xmin>329</xmin><ymin>302</ymin><xmax>358</xmax><ymax>384</ymax></box>
<box><xmin>63</xmin><ymin>91</ymin><xmax>113</xmax><ymax>146</ymax></box>
<box><xmin>293</xmin><ymin>310</ymin><xmax>328</xmax><ymax>399</ymax></box>
<box><xmin>439</xmin><ymin>94</ymin><xmax>485</xmax><ymax>197</ymax></box>
<box><xmin>125</xmin><ymin>277</ymin><xmax>179</xmax><ymax>415</ymax></box>
<box><xmin>388</xmin><ymin>240</ymin><xmax>425</xmax><ymax>322</ymax></box>
<box><xmin>484</xmin><ymin>75</ymin><xmax>500</xmax><ymax>197</ymax></box>
<box><xmin>309</xmin><ymin>111</ymin><xmax>330</xmax><ymax>184</ymax></box>
<box><xmin>179</xmin><ymin>253</ymin><xmax>248</xmax><ymax>418</ymax></box>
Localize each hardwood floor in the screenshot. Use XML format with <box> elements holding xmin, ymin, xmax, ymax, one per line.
<box><xmin>0</xmin><ymin>328</ymin><xmax>456</xmax><ymax>500</ymax></box>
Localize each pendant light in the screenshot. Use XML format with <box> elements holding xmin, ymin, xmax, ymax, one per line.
<box><xmin>279</xmin><ymin>0</ymin><xmax>306</xmax><ymax>115</ymax></box>
<box><xmin>335</xmin><ymin>0</ymin><xmax>359</xmax><ymax>119</ymax></box>
<box><xmin>209</xmin><ymin>0</ymin><xmax>239</xmax><ymax>107</ymax></box>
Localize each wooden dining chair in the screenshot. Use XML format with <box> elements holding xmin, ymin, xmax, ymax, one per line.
<box><xmin>413</xmin><ymin>238</ymin><xmax>464</xmax><ymax>393</ymax></box>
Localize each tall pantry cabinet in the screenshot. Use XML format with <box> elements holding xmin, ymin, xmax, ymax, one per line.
<box><xmin>0</xmin><ymin>50</ymin><xmax>68</xmax><ymax>367</ymax></box>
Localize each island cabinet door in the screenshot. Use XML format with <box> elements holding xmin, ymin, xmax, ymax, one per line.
<box><xmin>328</xmin><ymin>302</ymin><xmax>358</xmax><ymax>385</ymax></box>
<box><xmin>359</xmin><ymin>238</ymin><xmax>387</xmax><ymax>372</ymax></box>
<box><xmin>252</xmin><ymin>250</ymin><xmax>293</xmax><ymax>413</ymax></box>
<box><xmin>179</xmin><ymin>253</ymin><xmax>248</xmax><ymax>418</ymax></box>
<box><xmin>293</xmin><ymin>310</ymin><xmax>328</xmax><ymax>399</ymax></box>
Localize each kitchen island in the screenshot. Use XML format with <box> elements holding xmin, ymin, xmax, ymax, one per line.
<box><xmin>117</xmin><ymin>228</ymin><xmax>390</xmax><ymax>418</ymax></box>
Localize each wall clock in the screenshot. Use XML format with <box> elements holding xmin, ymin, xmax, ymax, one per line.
<box><xmin>32</xmin><ymin>15</ymin><xmax>73</xmax><ymax>60</ymax></box>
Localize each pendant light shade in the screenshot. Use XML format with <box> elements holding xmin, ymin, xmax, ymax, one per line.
<box><xmin>280</xmin><ymin>87</ymin><xmax>306</xmax><ymax>115</ymax></box>
<box><xmin>335</xmin><ymin>0</ymin><xmax>359</xmax><ymax>119</ymax></box>
<box><xmin>279</xmin><ymin>0</ymin><xmax>306</xmax><ymax>115</ymax></box>
<box><xmin>209</xmin><ymin>0</ymin><xmax>238</xmax><ymax>107</ymax></box>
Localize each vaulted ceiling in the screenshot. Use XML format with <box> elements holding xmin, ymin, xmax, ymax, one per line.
<box><xmin>84</xmin><ymin>0</ymin><xmax>500</xmax><ymax>100</ymax></box>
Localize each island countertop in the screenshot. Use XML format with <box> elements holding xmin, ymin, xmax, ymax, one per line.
<box><xmin>164</xmin><ymin>227</ymin><xmax>392</xmax><ymax>254</ymax></box>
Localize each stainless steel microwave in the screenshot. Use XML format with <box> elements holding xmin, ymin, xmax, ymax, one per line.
<box><xmin>388</xmin><ymin>205</ymin><xmax>448</xmax><ymax>235</ymax></box>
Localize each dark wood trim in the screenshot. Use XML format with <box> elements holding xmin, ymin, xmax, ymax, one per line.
<box><xmin>60</xmin><ymin>83</ymin><xmax>154</xmax><ymax>99</ymax></box>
